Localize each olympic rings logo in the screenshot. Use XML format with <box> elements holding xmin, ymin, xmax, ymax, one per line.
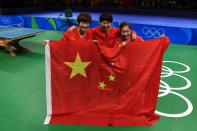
<box><xmin>155</xmin><ymin>61</ymin><xmax>193</xmax><ymax>117</ymax></box>
<box><xmin>0</xmin><ymin>16</ymin><xmax>12</xmax><ymax>25</ymax></box>
<box><xmin>142</xmin><ymin>27</ymin><xmax>165</xmax><ymax>38</ymax></box>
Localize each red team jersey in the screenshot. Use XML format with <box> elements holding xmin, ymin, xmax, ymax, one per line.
<box><xmin>91</xmin><ymin>26</ymin><xmax>143</xmax><ymax>47</ymax></box>
<box><xmin>61</xmin><ymin>28</ymin><xmax>93</xmax><ymax>42</ymax></box>
<box><xmin>91</xmin><ymin>26</ymin><xmax>120</xmax><ymax>47</ymax></box>
<box><xmin>60</xmin><ymin>26</ymin><xmax>143</xmax><ymax>48</ymax></box>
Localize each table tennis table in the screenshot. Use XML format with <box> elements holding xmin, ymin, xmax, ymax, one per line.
<box><xmin>0</xmin><ymin>26</ymin><xmax>44</xmax><ymax>56</ymax></box>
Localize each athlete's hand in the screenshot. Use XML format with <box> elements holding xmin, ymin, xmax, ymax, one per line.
<box><xmin>43</xmin><ymin>40</ymin><xmax>50</xmax><ymax>46</ymax></box>
<box><xmin>161</xmin><ymin>34</ymin><xmax>166</xmax><ymax>37</ymax></box>
<box><xmin>92</xmin><ymin>40</ymin><xmax>99</xmax><ymax>44</ymax></box>
<box><xmin>68</xmin><ymin>26</ymin><xmax>77</xmax><ymax>32</ymax></box>
<box><xmin>131</xmin><ymin>31</ymin><xmax>137</xmax><ymax>40</ymax></box>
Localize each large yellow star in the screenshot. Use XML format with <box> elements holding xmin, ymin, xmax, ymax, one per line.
<box><xmin>108</xmin><ymin>74</ymin><xmax>116</xmax><ymax>82</ymax></box>
<box><xmin>99</xmin><ymin>81</ymin><xmax>106</xmax><ymax>89</ymax></box>
<box><xmin>64</xmin><ymin>53</ymin><xmax>91</xmax><ymax>79</ymax></box>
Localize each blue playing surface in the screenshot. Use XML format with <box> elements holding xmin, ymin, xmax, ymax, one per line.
<box><xmin>0</xmin><ymin>26</ymin><xmax>44</xmax><ymax>39</ymax></box>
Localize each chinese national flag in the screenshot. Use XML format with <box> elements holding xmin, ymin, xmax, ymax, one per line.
<box><xmin>44</xmin><ymin>37</ymin><xmax>170</xmax><ymax>126</ymax></box>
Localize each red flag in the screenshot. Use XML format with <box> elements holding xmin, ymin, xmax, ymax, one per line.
<box><xmin>44</xmin><ymin>37</ymin><xmax>170</xmax><ymax>126</ymax></box>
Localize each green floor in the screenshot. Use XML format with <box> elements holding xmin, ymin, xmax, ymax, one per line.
<box><xmin>0</xmin><ymin>31</ymin><xmax>197</xmax><ymax>131</ymax></box>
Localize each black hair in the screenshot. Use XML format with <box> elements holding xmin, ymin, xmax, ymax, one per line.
<box><xmin>77</xmin><ymin>13</ymin><xmax>92</xmax><ymax>24</ymax></box>
<box><xmin>99</xmin><ymin>12</ymin><xmax>113</xmax><ymax>23</ymax></box>
<box><xmin>119</xmin><ymin>22</ymin><xmax>133</xmax><ymax>31</ymax></box>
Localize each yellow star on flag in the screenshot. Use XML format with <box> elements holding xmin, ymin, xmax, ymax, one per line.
<box><xmin>108</xmin><ymin>74</ymin><xmax>116</xmax><ymax>82</ymax></box>
<box><xmin>99</xmin><ymin>81</ymin><xmax>106</xmax><ymax>89</ymax></box>
<box><xmin>64</xmin><ymin>53</ymin><xmax>91</xmax><ymax>79</ymax></box>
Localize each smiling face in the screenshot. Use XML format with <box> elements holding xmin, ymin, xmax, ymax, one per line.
<box><xmin>100</xmin><ymin>21</ymin><xmax>111</xmax><ymax>32</ymax></box>
<box><xmin>120</xmin><ymin>25</ymin><xmax>131</xmax><ymax>41</ymax></box>
<box><xmin>78</xmin><ymin>21</ymin><xmax>90</xmax><ymax>33</ymax></box>
<box><xmin>77</xmin><ymin>13</ymin><xmax>92</xmax><ymax>34</ymax></box>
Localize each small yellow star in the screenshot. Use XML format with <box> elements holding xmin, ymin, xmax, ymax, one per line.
<box><xmin>99</xmin><ymin>81</ymin><xmax>106</xmax><ymax>89</ymax></box>
<box><xmin>64</xmin><ymin>53</ymin><xmax>91</xmax><ymax>79</ymax></box>
<box><xmin>108</xmin><ymin>74</ymin><xmax>116</xmax><ymax>82</ymax></box>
